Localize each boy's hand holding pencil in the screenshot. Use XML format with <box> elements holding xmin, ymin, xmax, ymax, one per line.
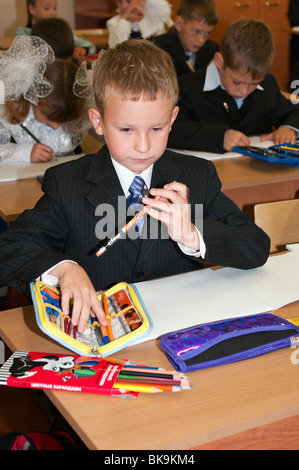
<box><xmin>143</xmin><ymin>181</ymin><xmax>200</xmax><ymax>252</ymax></box>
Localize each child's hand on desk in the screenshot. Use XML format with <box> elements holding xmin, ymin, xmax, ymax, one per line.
<box><xmin>30</xmin><ymin>143</ymin><xmax>55</xmax><ymax>163</ymax></box>
<box><xmin>48</xmin><ymin>262</ymin><xmax>108</xmax><ymax>334</ymax></box>
<box><xmin>261</xmin><ymin>126</ymin><xmax>296</xmax><ymax>145</ymax></box>
<box><xmin>143</xmin><ymin>182</ymin><xmax>200</xmax><ymax>251</ymax></box>
<box><xmin>223</xmin><ymin>129</ymin><xmax>250</xmax><ymax>151</ymax></box>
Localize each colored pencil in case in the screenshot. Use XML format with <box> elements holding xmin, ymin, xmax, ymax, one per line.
<box><xmin>102</xmin><ymin>293</ymin><xmax>113</xmax><ymax>341</ymax></box>
<box><xmin>100</xmin><ymin>324</ymin><xmax>110</xmax><ymax>344</ymax></box>
<box><xmin>118</xmin><ymin>375</ymin><xmax>183</xmax><ymax>386</ymax></box>
<box><xmin>113</xmin><ymin>383</ymin><xmax>164</xmax><ymax>393</ymax></box>
<box><xmin>115</xmin><ymin>381</ymin><xmax>182</xmax><ymax>392</ymax></box>
<box><xmin>120</xmin><ymin>367</ymin><xmax>187</xmax><ymax>380</ymax></box>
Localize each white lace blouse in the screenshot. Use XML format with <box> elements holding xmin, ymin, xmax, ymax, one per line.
<box><xmin>0</xmin><ymin>105</ymin><xmax>92</xmax><ymax>162</ymax></box>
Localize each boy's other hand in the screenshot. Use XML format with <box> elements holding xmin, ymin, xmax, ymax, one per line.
<box><xmin>143</xmin><ymin>182</ymin><xmax>200</xmax><ymax>251</ymax></box>
<box><xmin>49</xmin><ymin>262</ymin><xmax>107</xmax><ymax>334</ymax></box>
<box><xmin>261</xmin><ymin>126</ymin><xmax>296</xmax><ymax>145</ymax></box>
<box><xmin>223</xmin><ymin>129</ymin><xmax>250</xmax><ymax>151</ymax></box>
<box><xmin>30</xmin><ymin>143</ymin><xmax>55</xmax><ymax>162</ymax></box>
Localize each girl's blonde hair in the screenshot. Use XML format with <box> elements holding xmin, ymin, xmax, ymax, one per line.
<box><xmin>4</xmin><ymin>60</ymin><xmax>85</xmax><ymax>124</ymax></box>
<box><xmin>93</xmin><ymin>39</ymin><xmax>179</xmax><ymax>117</ymax></box>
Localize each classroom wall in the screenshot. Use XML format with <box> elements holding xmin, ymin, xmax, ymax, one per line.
<box><xmin>0</xmin><ymin>0</ymin><xmax>75</xmax><ymax>38</ymax></box>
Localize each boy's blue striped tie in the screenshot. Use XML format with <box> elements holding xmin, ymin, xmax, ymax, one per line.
<box><xmin>127</xmin><ymin>176</ymin><xmax>146</xmax><ymax>234</ymax></box>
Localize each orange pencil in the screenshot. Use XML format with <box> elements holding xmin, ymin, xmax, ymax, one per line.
<box><xmin>96</xmin><ymin>195</ymin><xmax>161</xmax><ymax>257</ymax></box>
<box><xmin>102</xmin><ymin>293</ymin><xmax>113</xmax><ymax>341</ymax></box>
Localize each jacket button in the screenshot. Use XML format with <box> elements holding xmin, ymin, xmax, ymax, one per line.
<box><xmin>135</xmin><ymin>269</ymin><xmax>144</xmax><ymax>279</ymax></box>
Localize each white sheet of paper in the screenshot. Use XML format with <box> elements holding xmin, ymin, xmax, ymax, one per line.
<box><xmin>169</xmin><ymin>136</ymin><xmax>273</xmax><ymax>161</ymax></box>
<box><xmin>134</xmin><ymin>244</ymin><xmax>299</xmax><ymax>344</ymax></box>
<box><xmin>0</xmin><ymin>154</ymin><xmax>83</xmax><ymax>182</ymax></box>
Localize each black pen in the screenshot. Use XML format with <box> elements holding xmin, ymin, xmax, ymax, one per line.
<box><xmin>20</xmin><ymin>123</ymin><xmax>41</xmax><ymax>144</ymax></box>
<box><xmin>20</xmin><ymin>123</ymin><xmax>57</xmax><ymax>160</ymax></box>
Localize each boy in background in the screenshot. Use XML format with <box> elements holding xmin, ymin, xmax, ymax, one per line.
<box><xmin>17</xmin><ymin>0</ymin><xmax>96</xmax><ymax>57</ymax></box>
<box><xmin>107</xmin><ymin>0</ymin><xmax>173</xmax><ymax>48</ymax></box>
<box><xmin>154</xmin><ymin>0</ymin><xmax>219</xmax><ymax>77</ymax></box>
<box><xmin>0</xmin><ymin>40</ymin><xmax>270</xmax><ymax>333</ymax></box>
<box><xmin>168</xmin><ymin>18</ymin><xmax>299</xmax><ymax>153</ymax></box>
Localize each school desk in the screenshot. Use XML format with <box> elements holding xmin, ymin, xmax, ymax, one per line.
<box><xmin>0</xmin><ymin>299</ymin><xmax>299</xmax><ymax>450</ymax></box>
<box><xmin>1</xmin><ymin>155</ymin><xmax>299</xmax><ymax>223</ymax></box>
<box><xmin>74</xmin><ymin>29</ymin><xmax>108</xmax><ymax>50</ymax></box>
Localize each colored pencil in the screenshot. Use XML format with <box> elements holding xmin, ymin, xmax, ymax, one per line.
<box><xmin>113</xmin><ymin>383</ymin><xmax>164</xmax><ymax>393</ymax></box>
<box><xmin>96</xmin><ymin>195</ymin><xmax>161</xmax><ymax>257</ymax></box>
<box><xmin>116</xmin><ymin>375</ymin><xmax>183</xmax><ymax>386</ymax></box>
<box><xmin>102</xmin><ymin>293</ymin><xmax>113</xmax><ymax>341</ymax></box>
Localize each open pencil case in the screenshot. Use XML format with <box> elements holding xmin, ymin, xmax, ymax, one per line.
<box><xmin>30</xmin><ymin>280</ymin><xmax>153</xmax><ymax>357</ymax></box>
<box><xmin>233</xmin><ymin>142</ymin><xmax>299</xmax><ymax>167</ymax></box>
<box><xmin>160</xmin><ymin>313</ymin><xmax>299</xmax><ymax>372</ymax></box>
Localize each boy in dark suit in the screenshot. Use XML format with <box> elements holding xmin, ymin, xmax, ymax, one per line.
<box><xmin>168</xmin><ymin>18</ymin><xmax>299</xmax><ymax>153</ymax></box>
<box><xmin>0</xmin><ymin>40</ymin><xmax>270</xmax><ymax>332</ymax></box>
<box><xmin>154</xmin><ymin>0</ymin><xmax>219</xmax><ymax>77</ymax></box>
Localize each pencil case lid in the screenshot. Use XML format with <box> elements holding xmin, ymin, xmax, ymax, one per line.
<box><xmin>160</xmin><ymin>313</ymin><xmax>299</xmax><ymax>372</ymax></box>
<box><xmin>233</xmin><ymin>144</ymin><xmax>299</xmax><ymax>167</ymax></box>
<box><xmin>30</xmin><ymin>281</ymin><xmax>153</xmax><ymax>357</ymax></box>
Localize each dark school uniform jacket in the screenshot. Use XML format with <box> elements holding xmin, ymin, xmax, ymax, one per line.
<box><xmin>0</xmin><ymin>146</ymin><xmax>269</xmax><ymax>295</ymax></box>
<box><xmin>153</xmin><ymin>28</ymin><xmax>219</xmax><ymax>76</ymax></box>
<box><xmin>168</xmin><ymin>68</ymin><xmax>299</xmax><ymax>153</ymax></box>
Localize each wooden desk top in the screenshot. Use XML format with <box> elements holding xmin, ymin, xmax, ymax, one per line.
<box><xmin>1</xmin><ymin>301</ymin><xmax>299</xmax><ymax>450</ymax></box>
<box><xmin>1</xmin><ymin>155</ymin><xmax>299</xmax><ymax>223</ymax></box>
<box><xmin>74</xmin><ymin>29</ymin><xmax>108</xmax><ymax>49</ymax></box>
<box><xmin>0</xmin><ymin>178</ymin><xmax>43</xmax><ymax>223</ymax></box>
<box><xmin>0</xmin><ymin>29</ymin><xmax>108</xmax><ymax>52</ymax></box>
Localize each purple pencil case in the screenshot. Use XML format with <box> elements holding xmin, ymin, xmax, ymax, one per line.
<box><xmin>160</xmin><ymin>313</ymin><xmax>299</xmax><ymax>372</ymax></box>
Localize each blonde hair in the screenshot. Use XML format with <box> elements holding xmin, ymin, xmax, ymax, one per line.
<box><xmin>220</xmin><ymin>18</ymin><xmax>275</xmax><ymax>79</ymax></box>
<box><xmin>93</xmin><ymin>39</ymin><xmax>179</xmax><ymax>117</ymax></box>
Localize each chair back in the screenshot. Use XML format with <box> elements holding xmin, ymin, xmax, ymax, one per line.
<box><xmin>254</xmin><ymin>199</ymin><xmax>299</xmax><ymax>253</ymax></box>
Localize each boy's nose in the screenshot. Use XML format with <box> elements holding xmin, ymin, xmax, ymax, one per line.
<box><xmin>239</xmin><ymin>83</ymin><xmax>251</xmax><ymax>97</ymax></box>
<box><xmin>134</xmin><ymin>134</ymin><xmax>150</xmax><ymax>153</ymax></box>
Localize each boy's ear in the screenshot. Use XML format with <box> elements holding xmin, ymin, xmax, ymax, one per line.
<box><xmin>214</xmin><ymin>52</ymin><xmax>224</xmax><ymax>70</ymax></box>
<box><xmin>174</xmin><ymin>15</ymin><xmax>184</xmax><ymax>32</ymax></box>
<box><xmin>170</xmin><ymin>106</ymin><xmax>179</xmax><ymax>130</ymax></box>
<box><xmin>28</xmin><ymin>3</ymin><xmax>35</xmax><ymax>16</ymax></box>
<box><xmin>88</xmin><ymin>108</ymin><xmax>104</xmax><ymax>135</ymax></box>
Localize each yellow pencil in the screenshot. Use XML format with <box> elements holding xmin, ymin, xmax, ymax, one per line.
<box><xmin>113</xmin><ymin>383</ymin><xmax>164</xmax><ymax>393</ymax></box>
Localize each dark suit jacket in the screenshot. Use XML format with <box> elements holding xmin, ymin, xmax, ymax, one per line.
<box><xmin>153</xmin><ymin>28</ymin><xmax>219</xmax><ymax>77</ymax></box>
<box><xmin>0</xmin><ymin>146</ymin><xmax>269</xmax><ymax>295</ymax></box>
<box><xmin>168</xmin><ymin>68</ymin><xmax>299</xmax><ymax>153</ymax></box>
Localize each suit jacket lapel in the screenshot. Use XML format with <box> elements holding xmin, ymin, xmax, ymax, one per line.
<box><xmin>85</xmin><ymin>146</ymin><xmax>123</xmax><ymax>220</ymax></box>
<box><xmin>209</xmin><ymin>86</ymin><xmax>240</xmax><ymax>128</ymax></box>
